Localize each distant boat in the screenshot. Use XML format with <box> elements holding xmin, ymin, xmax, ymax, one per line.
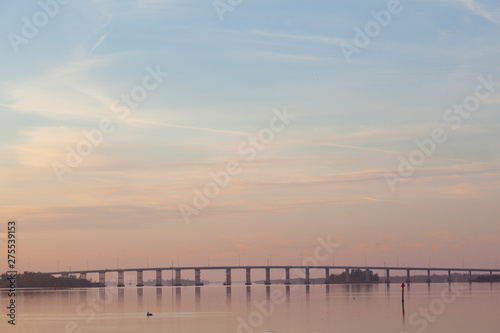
<box><xmin>147</xmin><ymin>312</ymin><xmax>153</xmax><ymax>317</ymax></box>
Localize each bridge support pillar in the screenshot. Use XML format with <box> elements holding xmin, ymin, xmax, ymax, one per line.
<box><xmin>448</xmin><ymin>270</ymin><xmax>452</xmax><ymax>283</ymax></box>
<box><xmin>245</xmin><ymin>268</ymin><xmax>252</xmax><ymax>286</ymax></box>
<box><xmin>265</xmin><ymin>268</ymin><xmax>271</xmax><ymax>285</ymax></box>
<box><xmin>427</xmin><ymin>270</ymin><xmax>431</xmax><ymax>283</ymax></box>
<box><xmin>490</xmin><ymin>271</ymin><xmax>493</xmax><ymax>282</ymax></box>
<box><xmin>468</xmin><ymin>271</ymin><xmax>472</xmax><ymax>283</ymax></box>
<box><xmin>325</xmin><ymin>268</ymin><xmax>330</xmax><ymax>284</ymax></box>
<box><xmin>136</xmin><ymin>270</ymin><xmax>144</xmax><ymax>287</ymax></box>
<box><xmin>345</xmin><ymin>269</ymin><xmax>350</xmax><ymax>283</ymax></box>
<box><xmin>99</xmin><ymin>272</ymin><xmax>106</xmax><ymax>287</ymax></box>
<box><xmin>79</xmin><ymin>273</ymin><xmax>87</xmax><ymax>280</ymax></box>
<box><xmin>195</xmin><ymin>269</ymin><xmax>203</xmax><ymax>286</ymax></box>
<box><xmin>385</xmin><ymin>269</ymin><xmax>390</xmax><ymax>284</ymax></box>
<box><xmin>305</xmin><ymin>268</ymin><xmax>310</xmax><ymax>284</ymax></box>
<box><xmin>366</xmin><ymin>269</ymin><xmax>370</xmax><ymax>283</ymax></box>
<box><xmin>226</xmin><ymin>269</ymin><xmax>232</xmax><ymax>286</ymax></box>
<box><xmin>285</xmin><ymin>268</ymin><xmax>291</xmax><ymax>285</ymax></box>
<box><xmin>175</xmin><ymin>269</ymin><xmax>182</xmax><ymax>286</ymax></box>
<box><xmin>406</xmin><ymin>270</ymin><xmax>411</xmax><ymax>283</ymax></box>
<box><xmin>118</xmin><ymin>271</ymin><xmax>125</xmax><ymax>287</ymax></box>
<box><xmin>155</xmin><ymin>270</ymin><xmax>163</xmax><ymax>286</ymax></box>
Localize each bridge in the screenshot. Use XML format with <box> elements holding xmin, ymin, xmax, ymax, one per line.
<box><xmin>45</xmin><ymin>265</ymin><xmax>500</xmax><ymax>287</ymax></box>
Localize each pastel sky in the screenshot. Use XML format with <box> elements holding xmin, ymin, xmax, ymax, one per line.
<box><xmin>1</xmin><ymin>0</ymin><xmax>500</xmax><ymax>278</ymax></box>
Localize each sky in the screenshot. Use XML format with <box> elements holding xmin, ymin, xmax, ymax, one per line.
<box><xmin>0</xmin><ymin>0</ymin><xmax>499</xmax><ymax>280</ymax></box>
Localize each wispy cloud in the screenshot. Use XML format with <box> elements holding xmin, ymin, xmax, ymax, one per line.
<box><xmin>316</xmin><ymin>142</ymin><xmax>479</xmax><ymax>164</ymax></box>
<box><xmin>89</xmin><ymin>33</ymin><xmax>109</xmax><ymax>55</ymax></box>
<box><xmin>362</xmin><ymin>197</ymin><xmax>406</xmax><ymax>204</ymax></box>
<box><xmin>124</xmin><ymin>117</ymin><xmax>251</xmax><ymax>136</ymax></box>
<box><xmin>428</xmin><ymin>231</ymin><xmax>460</xmax><ymax>242</ymax></box>
<box><xmin>256</xmin><ymin>51</ymin><xmax>329</xmax><ymax>62</ymax></box>
<box><xmin>253</xmin><ymin>30</ymin><xmax>347</xmax><ymax>45</ymax></box>
<box><xmin>2</xmin><ymin>0</ymin><xmax>500</xmax><ymax>270</ymax></box>
<box><xmin>461</xmin><ymin>0</ymin><xmax>500</xmax><ymax>24</ymax></box>
<box><xmin>6</xmin><ymin>127</ymin><xmax>82</xmax><ymax>168</ymax></box>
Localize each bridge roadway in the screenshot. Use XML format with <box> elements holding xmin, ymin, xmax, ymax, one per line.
<box><xmin>45</xmin><ymin>265</ymin><xmax>500</xmax><ymax>287</ymax></box>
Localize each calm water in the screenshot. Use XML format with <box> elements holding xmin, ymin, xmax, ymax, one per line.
<box><xmin>1</xmin><ymin>283</ymin><xmax>499</xmax><ymax>332</ymax></box>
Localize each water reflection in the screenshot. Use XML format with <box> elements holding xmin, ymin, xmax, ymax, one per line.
<box><xmin>401</xmin><ymin>299</ymin><xmax>405</xmax><ymax>318</ymax></box>
<box><xmin>195</xmin><ymin>286</ymin><xmax>201</xmax><ymax>311</ymax></box>
<box><xmin>137</xmin><ymin>288</ymin><xmax>143</xmax><ymax>312</ymax></box>
<box><xmin>401</xmin><ymin>299</ymin><xmax>406</xmax><ymax>332</ymax></box>
<box><xmin>174</xmin><ymin>287</ymin><xmax>181</xmax><ymax>333</ymax></box>
<box><xmin>399</xmin><ymin>284</ymin><xmax>406</xmax><ymax>330</ymax></box>
<box><xmin>118</xmin><ymin>288</ymin><xmax>124</xmax><ymax>312</ymax></box>
<box><xmin>246</xmin><ymin>286</ymin><xmax>251</xmax><ymax>306</ymax></box>
<box><xmin>226</xmin><ymin>286</ymin><xmax>231</xmax><ymax>311</ymax></box>
<box><xmin>79</xmin><ymin>288</ymin><xmax>87</xmax><ymax>304</ymax></box>
<box><xmin>3</xmin><ymin>283</ymin><xmax>498</xmax><ymax>333</ymax></box>
<box><xmin>175</xmin><ymin>287</ymin><xmax>181</xmax><ymax>310</ymax></box>
<box><xmin>156</xmin><ymin>287</ymin><xmax>162</xmax><ymax>312</ymax></box>
<box><xmin>99</xmin><ymin>288</ymin><xmax>106</xmax><ymax>304</ymax></box>
<box><xmin>286</xmin><ymin>285</ymin><xmax>290</xmax><ymax>305</ymax></box>
<box><xmin>305</xmin><ymin>285</ymin><xmax>310</xmax><ymax>307</ymax></box>
<box><xmin>194</xmin><ymin>287</ymin><xmax>201</xmax><ymax>333</ymax></box>
<box><xmin>225</xmin><ymin>287</ymin><xmax>232</xmax><ymax>330</ymax></box>
<box><xmin>385</xmin><ymin>283</ymin><xmax>390</xmax><ymax>296</ymax></box>
<box><xmin>345</xmin><ymin>284</ymin><xmax>351</xmax><ymax>305</ymax></box>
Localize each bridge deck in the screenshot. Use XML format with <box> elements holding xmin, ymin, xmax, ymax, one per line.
<box><xmin>45</xmin><ymin>265</ymin><xmax>500</xmax><ymax>275</ymax></box>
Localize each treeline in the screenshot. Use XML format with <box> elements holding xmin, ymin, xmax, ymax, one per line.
<box><xmin>253</xmin><ymin>269</ymin><xmax>380</xmax><ymax>284</ymax></box>
<box><xmin>328</xmin><ymin>269</ymin><xmax>379</xmax><ymax>283</ymax></box>
<box><xmin>0</xmin><ymin>272</ymin><xmax>98</xmax><ymax>288</ymax></box>
<box><xmin>108</xmin><ymin>279</ymin><xmax>205</xmax><ymax>286</ymax></box>
<box><xmin>144</xmin><ymin>279</ymin><xmax>204</xmax><ymax>286</ymax></box>
<box><xmin>474</xmin><ymin>274</ymin><xmax>500</xmax><ymax>282</ymax></box>
<box><xmin>385</xmin><ymin>273</ymin><xmax>500</xmax><ymax>283</ymax></box>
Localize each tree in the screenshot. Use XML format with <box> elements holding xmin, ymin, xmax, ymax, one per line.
<box><xmin>328</xmin><ymin>269</ymin><xmax>379</xmax><ymax>283</ymax></box>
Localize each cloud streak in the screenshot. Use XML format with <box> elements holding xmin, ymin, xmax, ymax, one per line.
<box><xmin>89</xmin><ymin>33</ymin><xmax>109</xmax><ymax>55</ymax></box>
<box><xmin>461</xmin><ymin>0</ymin><xmax>500</xmax><ymax>25</ymax></box>
<box><xmin>253</xmin><ymin>30</ymin><xmax>347</xmax><ymax>45</ymax></box>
